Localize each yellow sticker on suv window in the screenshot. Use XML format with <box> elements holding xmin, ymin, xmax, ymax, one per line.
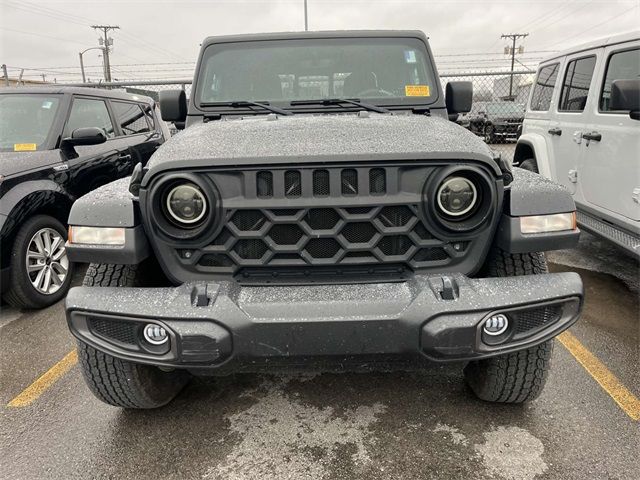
<box><xmin>14</xmin><ymin>143</ymin><xmax>37</xmax><ymax>151</ymax></box>
<box><xmin>405</xmin><ymin>85</ymin><xmax>430</xmax><ymax>97</ymax></box>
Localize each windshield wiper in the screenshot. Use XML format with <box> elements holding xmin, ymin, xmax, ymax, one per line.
<box><xmin>289</xmin><ymin>98</ymin><xmax>392</xmax><ymax>114</ymax></box>
<box><xmin>200</xmin><ymin>100</ymin><xmax>293</xmax><ymax>116</ymax></box>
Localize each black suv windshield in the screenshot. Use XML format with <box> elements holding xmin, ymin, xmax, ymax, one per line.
<box><xmin>196</xmin><ymin>37</ymin><xmax>437</xmax><ymax>108</ymax></box>
<box><xmin>0</xmin><ymin>94</ymin><xmax>61</xmax><ymax>152</ymax></box>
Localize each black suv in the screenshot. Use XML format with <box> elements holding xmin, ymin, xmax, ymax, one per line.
<box><xmin>0</xmin><ymin>87</ymin><xmax>168</xmax><ymax>308</ymax></box>
<box><xmin>64</xmin><ymin>31</ymin><xmax>583</xmax><ymax>409</ymax></box>
<box><xmin>466</xmin><ymin>101</ymin><xmax>525</xmax><ymax>143</ymax></box>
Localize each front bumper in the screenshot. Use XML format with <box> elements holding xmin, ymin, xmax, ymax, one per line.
<box><xmin>66</xmin><ymin>272</ymin><xmax>583</xmax><ymax>372</ymax></box>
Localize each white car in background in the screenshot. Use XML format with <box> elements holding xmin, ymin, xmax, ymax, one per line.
<box><xmin>514</xmin><ymin>31</ymin><xmax>640</xmax><ymax>257</ymax></box>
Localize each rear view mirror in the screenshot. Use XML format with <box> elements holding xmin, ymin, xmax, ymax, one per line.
<box><xmin>159</xmin><ymin>89</ymin><xmax>187</xmax><ymax>122</ymax></box>
<box><xmin>446</xmin><ymin>81</ymin><xmax>473</xmax><ymax>116</ymax></box>
<box><xmin>63</xmin><ymin>127</ymin><xmax>107</xmax><ymax>146</ymax></box>
<box><xmin>610</xmin><ymin>79</ymin><xmax>640</xmax><ymax>120</ymax></box>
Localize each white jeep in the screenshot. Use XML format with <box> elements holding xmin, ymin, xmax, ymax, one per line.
<box><xmin>514</xmin><ymin>31</ymin><xmax>639</xmax><ymax>257</ymax></box>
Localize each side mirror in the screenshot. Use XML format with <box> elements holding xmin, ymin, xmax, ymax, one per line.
<box><xmin>62</xmin><ymin>127</ymin><xmax>107</xmax><ymax>147</ymax></box>
<box><xmin>446</xmin><ymin>81</ymin><xmax>473</xmax><ymax>116</ymax></box>
<box><xmin>610</xmin><ymin>79</ymin><xmax>640</xmax><ymax>120</ymax></box>
<box><xmin>159</xmin><ymin>89</ymin><xmax>187</xmax><ymax>122</ymax></box>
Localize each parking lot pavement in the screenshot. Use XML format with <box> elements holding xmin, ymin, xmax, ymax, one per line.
<box><xmin>1</xmin><ymin>234</ymin><xmax>638</xmax><ymax>480</ymax></box>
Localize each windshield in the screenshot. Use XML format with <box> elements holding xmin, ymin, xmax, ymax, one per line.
<box><xmin>196</xmin><ymin>37</ymin><xmax>437</xmax><ymax>108</ymax></box>
<box><xmin>0</xmin><ymin>94</ymin><xmax>61</xmax><ymax>152</ymax></box>
<box><xmin>486</xmin><ymin>103</ymin><xmax>524</xmax><ymax>115</ymax></box>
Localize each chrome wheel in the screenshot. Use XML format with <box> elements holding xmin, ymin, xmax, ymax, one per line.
<box><xmin>25</xmin><ymin>227</ymin><xmax>69</xmax><ymax>295</ymax></box>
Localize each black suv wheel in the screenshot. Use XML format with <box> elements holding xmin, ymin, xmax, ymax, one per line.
<box><xmin>3</xmin><ymin>215</ymin><xmax>74</xmax><ymax>309</ymax></box>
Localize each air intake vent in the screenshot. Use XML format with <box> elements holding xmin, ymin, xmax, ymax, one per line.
<box><xmin>313</xmin><ymin>169</ymin><xmax>330</xmax><ymax>196</ymax></box>
<box><xmin>369</xmin><ymin>168</ymin><xmax>386</xmax><ymax>194</ymax></box>
<box><xmin>257</xmin><ymin>171</ymin><xmax>273</xmax><ymax>198</ymax></box>
<box><xmin>285</xmin><ymin>170</ymin><xmax>301</xmax><ymax>197</ymax></box>
<box><xmin>341</xmin><ymin>169</ymin><xmax>358</xmax><ymax>195</ymax></box>
<box><xmin>89</xmin><ymin>317</ymin><xmax>139</xmax><ymax>346</ymax></box>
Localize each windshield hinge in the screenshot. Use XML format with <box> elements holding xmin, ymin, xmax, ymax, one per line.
<box><xmin>411</xmin><ymin>107</ymin><xmax>430</xmax><ymax>116</ymax></box>
<box><xmin>495</xmin><ymin>154</ymin><xmax>513</xmax><ymax>186</ymax></box>
<box><xmin>203</xmin><ymin>114</ymin><xmax>222</xmax><ymax>122</ymax></box>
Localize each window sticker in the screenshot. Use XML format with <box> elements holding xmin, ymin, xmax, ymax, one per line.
<box><xmin>41</xmin><ymin>101</ymin><xmax>53</xmax><ymax>109</ymax></box>
<box><xmin>405</xmin><ymin>85</ymin><xmax>430</xmax><ymax>96</ymax></box>
<box><xmin>14</xmin><ymin>143</ymin><xmax>37</xmax><ymax>151</ymax></box>
<box><xmin>404</xmin><ymin>50</ymin><xmax>417</xmax><ymax>63</ymax></box>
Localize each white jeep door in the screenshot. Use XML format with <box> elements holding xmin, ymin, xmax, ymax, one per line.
<box><xmin>551</xmin><ymin>50</ymin><xmax>600</xmax><ymax>195</ymax></box>
<box><xmin>581</xmin><ymin>43</ymin><xmax>640</xmax><ymax>221</ymax></box>
<box><xmin>523</xmin><ymin>61</ymin><xmax>562</xmax><ymax>178</ymax></box>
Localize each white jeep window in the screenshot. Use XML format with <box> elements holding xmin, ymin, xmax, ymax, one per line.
<box><xmin>558</xmin><ymin>56</ymin><xmax>597</xmax><ymax>112</ymax></box>
<box><xmin>530</xmin><ymin>63</ymin><xmax>559</xmax><ymax>111</ymax></box>
<box><xmin>600</xmin><ymin>48</ymin><xmax>640</xmax><ymax>111</ymax></box>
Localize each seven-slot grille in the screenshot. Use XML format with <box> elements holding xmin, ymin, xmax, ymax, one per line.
<box><xmin>255</xmin><ymin>168</ymin><xmax>388</xmax><ymax>198</ymax></box>
<box><xmin>191</xmin><ymin>205</ymin><xmax>468</xmax><ymax>274</ymax></box>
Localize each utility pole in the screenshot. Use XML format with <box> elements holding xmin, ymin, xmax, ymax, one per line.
<box><xmin>501</xmin><ymin>33</ymin><xmax>528</xmax><ymax>100</ymax></box>
<box><xmin>304</xmin><ymin>0</ymin><xmax>308</xmax><ymax>31</ymax></box>
<box><xmin>91</xmin><ymin>25</ymin><xmax>119</xmax><ymax>82</ymax></box>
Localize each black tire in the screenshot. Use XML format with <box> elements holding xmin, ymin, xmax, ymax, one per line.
<box><xmin>3</xmin><ymin>215</ymin><xmax>74</xmax><ymax>309</ymax></box>
<box><xmin>78</xmin><ymin>262</ymin><xmax>189</xmax><ymax>408</ymax></box>
<box><xmin>519</xmin><ymin>158</ymin><xmax>539</xmax><ymax>173</ymax></box>
<box><xmin>464</xmin><ymin>247</ymin><xmax>553</xmax><ymax>403</ymax></box>
<box><xmin>484</xmin><ymin>125</ymin><xmax>496</xmax><ymax>144</ymax></box>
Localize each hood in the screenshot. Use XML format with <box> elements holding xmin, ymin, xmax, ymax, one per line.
<box><xmin>147</xmin><ymin>113</ymin><xmax>496</xmax><ymax>173</ymax></box>
<box><xmin>0</xmin><ymin>150</ymin><xmax>61</xmax><ymax>178</ymax></box>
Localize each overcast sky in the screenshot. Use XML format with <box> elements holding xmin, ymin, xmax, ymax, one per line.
<box><xmin>1</xmin><ymin>0</ymin><xmax>638</xmax><ymax>82</ymax></box>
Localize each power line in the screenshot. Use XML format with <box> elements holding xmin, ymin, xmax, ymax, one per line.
<box><xmin>542</xmin><ymin>3</ymin><xmax>639</xmax><ymax>48</ymax></box>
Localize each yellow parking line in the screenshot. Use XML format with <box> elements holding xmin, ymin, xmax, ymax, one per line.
<box><xmin>558</xmin><ymin>331</ymin><xmax>640</xmax><ymax>421</ymax></box>
<box><xmin>7</xmin><ymin>349</ymin><xmax>78</xmax><ymax>408</ymax></box>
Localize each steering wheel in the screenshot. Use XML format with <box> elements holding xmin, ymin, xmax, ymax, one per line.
<box><xmin>355</xmin><ymin>88</ymin><xmax>394</xmax><ymax>97</ymax></box>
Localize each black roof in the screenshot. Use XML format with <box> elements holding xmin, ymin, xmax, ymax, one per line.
<box><xmin>0</xmin><ymin>86</ymin><xmax>154</xmax><ymax>104</ymax></box>
<box><xmin>202</xmin><ymin>30</ymin><xmax>428</xmax><ymax>46</ymax></box>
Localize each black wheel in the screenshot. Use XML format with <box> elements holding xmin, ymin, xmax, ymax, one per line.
<box><xmin>484</xmin><ymin>125</ymin><xmax>496</xmax><ymax>144</ymax></box>
<box><xmin>519</xmin><ymin>158</ymin><xmax>539</xmax><ymax>173</ymax></box>
<box><xmin>464</xmin><ymin>247</ymin><xmax>553</xmax><ymax>403</ymax></box>
<box><xmin>78</xmin><ymin>262</ymin><xmax>189</xmax><ymax>408</ymax></box>
<box><xmin>3</xmin><ymin>215</ymin><xmax>74</xmax><ymax>309</ymax></box>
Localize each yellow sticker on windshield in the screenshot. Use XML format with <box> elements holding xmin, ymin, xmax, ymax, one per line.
<box><xmin>405</xmin><ymin>85</ymin><xmax>430</xmax><ymax>97</ymax></box>
<box><xmin>14</xmin><ymin>143</ymin><xmax>37</xmax><ymax>151</ymax></box>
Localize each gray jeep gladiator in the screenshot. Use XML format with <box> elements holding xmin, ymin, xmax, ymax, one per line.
<box><xmin>64</xmin><ymin>31</ymin><xmax>583</xmax><ymax>409</ymax></box>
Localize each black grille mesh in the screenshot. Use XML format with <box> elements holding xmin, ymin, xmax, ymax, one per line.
<box><xmin>89</xmin><ymin>318</ymin><xmax>138</xmax><ymax>345</ymax></box>
<box><xmin>285</xmin><ymin>170</ymin><xmax>301</xmax><ymax>197</ymax></box>
<box><xmin>369</xmin><ymin>168</ymin><xmax>386</xmax><ymax>194</ymax></box>
<box><xmin>257</xmin><ymin>171</ymin><xmax>273</xmax><ymax>197</ymax></box>
<box><xmin>514</xmin><ymin>305</ymin><xmax>562</xmax><ymax>334</ymax></box>
<box><xmin>341</xmin><ymin>169</ymin><xmax>358</xmax><ymax>195</ymax></box>
<box><xmin>198</xmin><ymin>205</ymin><xmax>455</xmax><ymax>271</ymax></box>
<box><xmin>313</xmin><ymin>170</ymin><xmax>330</xmax><ymax>196</ymax></box>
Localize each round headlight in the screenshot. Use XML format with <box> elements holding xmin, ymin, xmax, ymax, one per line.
<box><xmin>436</xmin><ymin>176</ymin><xmax>477</xmax><ymax>218</ymax></box>
<box><xmin>166</xmin><ymin>184</ymin><xmax>207</xmax><ymax>225</ymax></box>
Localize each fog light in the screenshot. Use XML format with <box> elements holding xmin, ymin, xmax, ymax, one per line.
<box><xmin>483</xmin><ymin>314</ymin><xmax>509</xmax><ymax>336</ymax></box>
<box><xmin>143</xmin><ymin>323</ymin><xmax>169</xmax><ymax>345</ymax></box>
